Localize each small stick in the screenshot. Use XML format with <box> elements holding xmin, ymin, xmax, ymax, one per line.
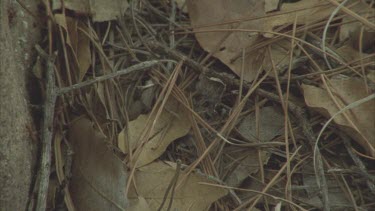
<box><xmin>58</xmin><ymin>60</ymin><xmax>160</xmax><ymax>94</ymax></box>
<box><xmin>34</xmin><ymin>45</ymin><xmax>57</xmax><ymax>211</ymax></box>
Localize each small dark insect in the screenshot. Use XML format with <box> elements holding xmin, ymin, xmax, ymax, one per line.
<box><xmin>7</xmin><ymin>5</ymin><xmax>17</xmax><ymax>26</ymax></box>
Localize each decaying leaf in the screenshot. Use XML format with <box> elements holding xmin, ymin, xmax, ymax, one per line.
<box><xmin>175</xmin><ymin>0</ymin><xmax>188</xmax><ymax>13</ymax></box>
<box><xmin>238</xmin><ymin>106</ymin><xmax>284</xmax><ymax>142</ymax></box>
<box><xmin>118</xmin><ymin>98</ymin><xmax>191</xmax><ymax>167</ymax></box>
<box><xmin>336</xmin><ymin>45</ymin><xmax>372</xmax><ymax>65</ymax></box>
<box><xmin>302</xmin><ymin>163</ymin><xmax>351</xmax><ymax>209</ymax></box>
<box><xmin>367</xmin><ymin>71</ymin><xmax>375</xmax><ymax>83</ymax></box>
<box><xmin>302</xmin><ymin>79</ymin><xmax>375</xmax><ymax>156</ymax></box>
<box><xmin>223</xmin><ymin>147</ymin><xmax>270</xmax><ymax>187</ymax></box>
<box><xmin>265</xmin><ymin>0</ymin><xmax>280</xmax><ymax>13</ymax></box>
<box><xmin>238</xmin><ymin>170</ymin><xmax>286</xmax><ymax>206</ymax></box>
<box><xmin>128</xmin><ymin>161</ymin><xmax>228</xmax><ymax>210</ymax></box>
<box><xmin>54</xmin><ymin>14</ymin><xmax>91</xmax><ymax>82</ymax></box>
<box><xmin>52</xmin><ymin>0</ymin><xmax>129</xmax><ymax>22</ymax></box>
<box><xmin>338</xmin><ymin>0</ymin><xmax>374</xmax><ymax>51</ymax></box>
<box><xmin>68</xmin><ymin>117</ymin><xmax>128</xmax><ymax>211</ymax></box>
<box><xmin>128</xmin><ymin>196</ymin><xmax>151</xmax><ymax>211</ymax></box>
<box><xmin>187</xmin><ymin>0</ymin><xmax>337</xmax><ymax>82</ymax></box>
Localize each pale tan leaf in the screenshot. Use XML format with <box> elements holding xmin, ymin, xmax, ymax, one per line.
<box><xmin>302</xmin><ymin>80</ymin><xmax>375</xmax><ymax>156</ymax></box>
<box><xmin>118</xmin><ymin>98</ymin><xmax>191</xmax><ymax>167</ymax></box>
<box><xmin>128</xmin><ymin>161</ymin><xmax>228</xmax><ymax>210</ymax></box>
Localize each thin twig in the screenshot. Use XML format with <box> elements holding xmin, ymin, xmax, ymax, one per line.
<box><xmin>58</xmin><ymin>60</ymin><xmax>160</xmax><ymax>94</ymax></box>
<box><xmin>34</xmin><ymin>44</ymin><xmax>57</xmax><ymax>211</ymax></box>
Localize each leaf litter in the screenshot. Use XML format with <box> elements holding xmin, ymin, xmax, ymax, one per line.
<box><xmin>33</xmin><ymin>0</ymin><xmax>375</xmax><ymax>210</ymax></box>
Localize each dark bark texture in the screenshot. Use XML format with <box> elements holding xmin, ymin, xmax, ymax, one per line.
<box><xmin>0</xmin><ymin>0</ymin><xmax>40</xmax><ymax>210</ymax></box>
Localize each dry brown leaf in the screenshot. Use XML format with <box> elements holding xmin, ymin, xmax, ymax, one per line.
<box><xmin>238</xmin><ymin>106</ymin><xmax>284</xmax><ymax>142</ymax></box>
<box><xmin>224</xmin><ymin>147</ymin><xmax>270</xmax><ymax>187</ymax></box>
<box><xmin>265</xmin><ymin>0</ymin><xmax>280</xmax><ymax>13</ymax></box>
<box><xmin>238</xmin><ymin>170</ymin><xmax>285</xmax><ymax>206</ymax></box>
<box><xmin>128</xmin><ymin>161</ymin><xmax>228</xmax><ymax>210</ymax></box>
<box><xmin>367</xmin><ymin>71</ymin><xmax>375</xmax><ymax>83</ymax></box>
<box><xmin>302</xmin><ymin>163</ymin><xmax>351</xmax><ymax>209</ymax></box>
<box><xmin>128</xmin><ymin>196</ymin><xmax>151</xmax><ymax>211</ymax></box>
<box><xmin>302</xmin><ymin>79</ymin><xmax>375</xmax><ymax>156</ymax></box>
<box><xmin>187</xmin><ymin>0</ymin><xmax>336</xmax><ymax>82</ymax></box>
<box><xmin>52</xmin><ymin>0</ymin><xmax>129</xmax><ymax>22</ymax></box>
<box><xmin>118</xmin><ymin>98</ymin><xmax>191</xmax><ymax>167</ymax></box>
<box><xmin>54</xmin><ymin>131</ymin><xmax>75</xmax><ymax>211</ymax></box>
<box><xmin>175</xmin><ymin>0</ymin><xmax>188</xmax><ymax>13</ymax></box>
<box><xmin>336</xmin><ymin>45</ymin><xmax>372</xmax><ymax>64</ymax></box>
<box><xmin>54</xmin><ymin>14</ymin><xmax>91</xmax><ymax>82</ymax></box>
<box><xmin>338</xmin><ymin>1</ymin><xmax>374</xmax><ymax>50</ymax></box>
<box><xmin>68</xmin><ymin>117</ymin><xmax>128</xmax><ymax>211</ymax></box>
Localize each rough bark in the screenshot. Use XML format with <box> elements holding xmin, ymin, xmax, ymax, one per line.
<box><xmin>0</xmin><ymin>0</ymin><xmax>40</xmax><ymax>210</ymax></box>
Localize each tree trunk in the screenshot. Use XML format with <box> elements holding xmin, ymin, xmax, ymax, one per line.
<box><xmin>0</xmin><ymin>0</ymin><xmax>40</xmax><ymax>210</ymax></box>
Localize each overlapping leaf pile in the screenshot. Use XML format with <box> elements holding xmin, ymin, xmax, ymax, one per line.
<box><xmin>40</xmin><ymin>0</ymin><xmax>374</xmax><ymax>210</ymax></box>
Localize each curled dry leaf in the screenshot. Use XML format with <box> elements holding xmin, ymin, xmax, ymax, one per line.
<box><xmin>187</xmin><ymin>0</ymin><xmax>337</xmax><ymax>82</ymax></box>
<box><xmin>302</xmin><ymin>79</ymin><xmax>375</xmax><ymax>156</ymax></box>
<box><xmin>118</xmin><ymin>98</ymin><xmax>191</xmax><ymax>167</ymax></box>
<box><xmin>68</xmin><ymin>117</ymin><xmax>128</xmax><ymax>211</ymax></box>
<box><xmin>128</xmin><ymin>161</ymin><xmax>228</xmax><ymax>210</ymax></box>
<box><xmin>52</xmin><ymin>0</ymin><xmax>129</xmax><ymax>22</ymax></box>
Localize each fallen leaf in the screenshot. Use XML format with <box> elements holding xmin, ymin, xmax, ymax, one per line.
<box><xmin>128</xmin><ymin>161</ymin><xmax>228</xmax><ymax>210</ymax></box>
<box><xmin>175</xmin><ymin>0</ymin><xmax>188</xmax><ymax>13</ymax></box>
<box><xmin>302</xmin><ymin>79</ymin><xmax>375</xmax><ymax>156</ymax></box>
<box><xmin>338</xmin><ymin>1</ymin><xmax>374</xmax><ymax>51</ymax></box>
<box><xmin>238</xmin><ymin>170</ymin><xmax>285</xmax><ymax>205</ymax></box>
<box><xmin>265</xmin><ymin>0</ymin><xmax>280</xmax><ymax>13</ymax></box>
<box><xmin>52</xmin><ymin>0</ymin><xmax>129</xmax><ymax>22</ymax></box>
<box><xmin>187</xmin><ymin>0</ymin><xmax>337</xmax><ymax>81</ymax></box>
<box><xmin>118</xmin><ymin>98</ymin><xmax>191</xmax><ymax>167</ymax></box>
<box><xmin>336</xmin><ymin>45</ymin><xmax>372</xmax><ymax>65</ymax></box>
<box><xmin>68</xmin><ymin>117</ymin><xmax>128</xmax><ymax>211</ymax></box>
<box><xmin>54</xmin><ymin>14</ymin><xmax>91</xmax><ymax>82</ymax></box>
<box><xmin>238</xmin><ymin>106</ymin><xmax>284</xmax><ymax>142</ymax></box>
<box><xmin>367</xmin><ymin>71</ymin><xmax>375</xmax><ymax>83</ymax></box>
<box><xmin>223</xmin><ymin>147</ymin><xmax>270</xmax><ymax>187</ymax></box>
<box><xmin>302</xmin><ymin>163</ymin><xmax>351</xmax><ymax>209</ymax></box>
<box><xmin>128</xmin><ymin>196</ymin><xmax>151</xmax><ymax>211</ymax></box>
